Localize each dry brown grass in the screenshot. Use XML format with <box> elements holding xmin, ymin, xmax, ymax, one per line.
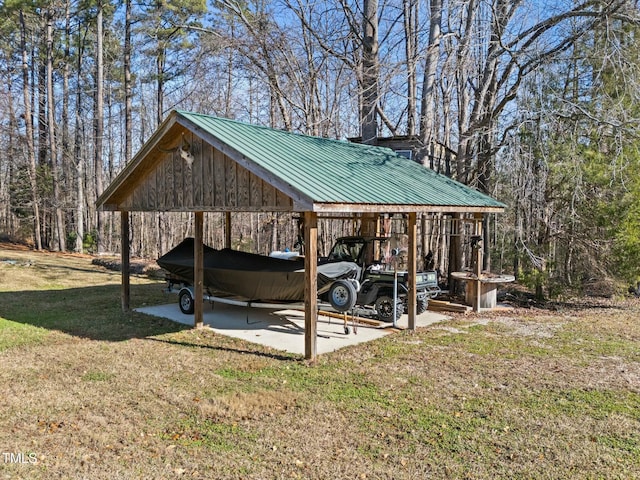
<box><xmin>1</xmin><ymin>245</ymin><xmax>639</xmax><ymax>479</ymax></box>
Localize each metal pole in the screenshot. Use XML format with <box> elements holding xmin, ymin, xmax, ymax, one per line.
<box><xmin>391</xmin><ymin>247</ymin><xmax>399</xmax><ymax>328</ymax></box>
<box><xmin>393</xmin><ymin>268</ymin><xmax>398</xmax><ymax>329</ymax></box>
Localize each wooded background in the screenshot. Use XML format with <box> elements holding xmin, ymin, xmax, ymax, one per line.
<box><xmin>1</xmin><ymin>0</ymin><xmax>639</xmax><ymax>295</ymax></box>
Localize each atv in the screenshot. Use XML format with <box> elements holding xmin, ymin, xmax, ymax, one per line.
<box><xmin>323</xmin><ymin>236</ymin><xmax>440</xmax><ymax>322</ymax></box>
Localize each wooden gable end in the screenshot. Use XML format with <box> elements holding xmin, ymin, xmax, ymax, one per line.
<box><xmin>118</xmin><ymin>131</ymin><xmax>294</xmax><ymax>212</ymax></box>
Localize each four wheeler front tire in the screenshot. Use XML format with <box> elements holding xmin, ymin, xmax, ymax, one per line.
<box><xmin>375</xmin><ymin>295</ymin><xmax>404</xmax><ymax>322</ymax></box>
<box><xmin>417</xmin><ymin>296</ymin><xmax>428</xmax><ymax>314</ymax></box>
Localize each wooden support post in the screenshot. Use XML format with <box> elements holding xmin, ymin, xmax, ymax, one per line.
<box><xmin>304</xmin><ymin>211</ymin><xmax>318</xmax><ymax>361</ymax></box>
<box><xmin>421</xmin><ymin>213</ymin><xmax>427</xmax><ymax>269</ymax></box>
<box><xmin>194</xmin><ymin>211</ymin><xmax>204</xmax><ymax>328</ymax></box>
<box><xmin>474</xmin><ymin>213</ymin><xmax>483</xmax><ymax>313</ymax></box>
<box><xmin>121</xmin><ymin>211</ymin><xmax>130</xmax><ymax>312</ymax></box>
<box><xmin>224</xmin><ymin>211</ymin><xmax>232</xmax><ymax>249</ymax></box>
<box><xmin>408</xmin><ymin>212</ymin><xmax>417</xmax><ymax>330</ymax></box>
<box><xmin>360</xmin><ymin>212</ymin><xmax>379</xmax><ymax>237</ymax></box>
<box><xmin>448</xmin><ymin>213</ymin><xmax>462</xmax><ymax>294</ymax></box>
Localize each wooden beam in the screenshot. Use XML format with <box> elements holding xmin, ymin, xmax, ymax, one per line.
<box><xmin>224</xmin><ymin>211</ymin><xmax>232</xmax><ymax>249</ymax></box>
<box><xmin>105</xmin><ymin>205</ymin><xmax>295</xmax><ymax>213</ymax></box>
<box><xmin>304</xmin><ymin>211</ymin><xmax>318</xmax><ymax>361</ymax></box>
<box><xmin>407</xmin><ymin>212</ymin><xmax>417</xmax><ymax>330</ymax></box>
<box><xmin>121</xmin><ymin>211</ymin><xmax>130</xmax><ymax>312</ymax></box>
<box><xmin>448</xmin><ymin>213</ymin><xmax>462</xmax><ymax>294</ymax></box>
<box><xmin>194</xmin><ymin>211</ymin><xmax>204</xmax><ymax>328</ymax></box>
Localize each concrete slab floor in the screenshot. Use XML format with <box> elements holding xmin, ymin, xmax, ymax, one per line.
<box><xmin>135</xmin><ymin>302</ymin><xmax>449</xmax><ymax>356</ymax></box>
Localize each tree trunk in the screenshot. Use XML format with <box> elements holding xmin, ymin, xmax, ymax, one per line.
<box><xmin>361</xmin><ymin>0</ymin><xmax>378</xmax><ymax>144</ymax></box>
<box><xmin>403</xmin><ymin>0</ymin><xmax>418</xmax><ymax>136</ymax></box>
<box><xmin>224</xmin><ymin>21</ymin><xmax>234</xmax><ymax>117</ymax></box>
<box><xmin>74</xmin><ymin>24</ymin><xmax>87</xmax><ymax>254</ymax></box>
<box><xmin>418</xmin><ymin>0</ymin><xmax>443</xmax><ymax>164</ymax></box>
<box><xmin>513</xmin><ymin>198</ymin><xmax>520</xmax><ymax>281</ymax></box>
<box><xmin>271</xmin><ymin>215</ymin><xmax>278</xmax><ymax>253</ymax></box>
<box><xmin>46</xmin><ymin>8</ymin><xmax>66</xmax><ymax>251</ymax></box>
<box><xmin>95</xmin><ymin>1</ymin><xmax>105</xmax><ymax>253</ymax></box>
<box><xmin>5</xmin><ymin>74</ymin><xmax>17</xmax><ymax>236</ymax></box>
<box><xmin>124</xmin><ymin>0</ymin><xmax>133</xmax><ymax>162</ymax></box>
<box><xmin>19</xmin><ymin>9</ymin><xmax>42</xmax><ymax>250</ymax></box>
<box><xmin>156</xmin><ymin>45</ymin><xmax>165</xmax><ymax>127</ymax></box>
<box><xmin>37</xmin><ymin>50</ymin><xmax>47</xmax><ymax>169</ymax></box>
<box><xmin>62</xmin><ymin>0</ymin><xmax>72</xmax><ymax>246</ymax></box>
<box><xmin>107</xmin><ymin>84</ymin><xmax>115</xmax><ymax>252</ymax></box>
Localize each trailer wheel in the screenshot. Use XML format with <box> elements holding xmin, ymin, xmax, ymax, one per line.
<box><xmin>179</xmin><ymin>289</ymin><xmax>195</xmax><ymax>315</ymax></box>
<box><xmin>328</xmin><ymin>280</ymin><xmax>357</xmax><ymax>312</ymax></box>
<box><xmin>375</xmin><ymin>295</ymin><xmax>404</xmax><ymax>322</ymax></box>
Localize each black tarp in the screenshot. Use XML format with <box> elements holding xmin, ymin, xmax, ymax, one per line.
<box><xmin>157</xmin><ymin>238</ymin><xmax>358</xmax><ymax>302</ymax></box>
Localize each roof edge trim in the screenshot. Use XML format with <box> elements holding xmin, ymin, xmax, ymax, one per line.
<box><xmin>310</xmin><ymin>203</ymin><xmax>505</xmax><ymax>214</ymax></box>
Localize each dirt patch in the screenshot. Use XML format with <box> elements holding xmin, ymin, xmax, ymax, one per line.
<box><xmin>469</xmin><ymin>315</ymin><xmax>565</xmax><ymax>338</ymax></box>
<box><xmin>197</xmin><ymin>389</ymin><xmax>299</xmax><ymax>421</ymax></box>
<box><xmin>0</xmin><ymin>242</ymin><xmax>162</xmax><ymax>278</ymax></box>
<box><xmin>91</xmin><ymin>256</ymin><xmax>163</xmax><ymax>276</ymax></box>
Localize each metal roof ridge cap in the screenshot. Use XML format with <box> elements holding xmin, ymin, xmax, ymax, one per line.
<box><xmin>311</xmin><ymin>202</ymin><xmax>506</xmax><ymax>214</ymax></box>
<box><xmin>176</xmin><ymin>110</ymin><xmax>399</xmax><ymax>155</ymax></box>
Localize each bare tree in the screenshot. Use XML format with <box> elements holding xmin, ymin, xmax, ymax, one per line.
<box><xmin>417</xmin><ymin>0</ymin><xmax>443</xmax><ymax>164</ymax></box>
<box><xmin>45</xmin><ymin>6</ymin><xmax>66</xmax><ymax>251</ymax></box>
<box><xmin>61</xmin><ymin>0</ymin><xmax>74</xmax><ymax>249</ymax></box>
<box><xmin>19</xmin><ymin>8</ymin><xmax>42</xmax><ymax>250</ymax></box>
<box><xmin>95</xmin><ymin>0</ymin><xmax>105</xmax><ymax>252</ymax></box>
<box><xmin>361</xmin><ymin>0</ymin><xmax>379</xmax><ymax>144</ymax></box>
<box><xmin>124</xmin><ymin>0</ymin><xmax>133</xmax><ymax>162</ymax></box>
<box><xmin>403</xmin><ymin>0</ymin><xmax>419</xmax><ymax>136</ymax></box>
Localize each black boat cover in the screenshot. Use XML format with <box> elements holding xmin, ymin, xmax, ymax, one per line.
<box><xmin>157</xmin><ymin>238</ymin><xmax>358</xmax><ymax>302</ymax></box>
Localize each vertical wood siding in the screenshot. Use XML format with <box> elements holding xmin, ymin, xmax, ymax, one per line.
<box><xmin>120</xmin><ymin>138</ymin><xmax>294</xmax><ymax>212</ymax></box>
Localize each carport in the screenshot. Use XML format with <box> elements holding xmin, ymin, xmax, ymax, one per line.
<box><xmin>97</xmin><ymin>110</ymin><xmax>504</xmax><ymax>361</ymax></box>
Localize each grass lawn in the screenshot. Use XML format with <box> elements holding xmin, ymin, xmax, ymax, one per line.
<box><xmin>0</xmin><ymin>244</ymin><xmax>639</xmax><ymax>479</ymax></box>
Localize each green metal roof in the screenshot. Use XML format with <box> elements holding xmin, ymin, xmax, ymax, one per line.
<box><xmin>176</xmin><ymin>110</ymin><xmax>504</xmax><ymax>212</ymax></box>
<box><xmin>98</xmin><ymin>110</ymin><xmax>505</xmax><ymax>213</ymax></box>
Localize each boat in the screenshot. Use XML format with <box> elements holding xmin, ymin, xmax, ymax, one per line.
<box><xmin>157</xmin><ymin>238</ymin><xmax>360</xmax><ymax>303</ymax></box>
